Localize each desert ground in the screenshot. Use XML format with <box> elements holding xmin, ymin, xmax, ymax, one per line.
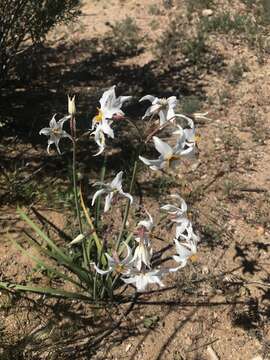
<box><xmin>0</xmin><ymin>0</ymin><xmax>269</xmax><ymax>359</ymax></box>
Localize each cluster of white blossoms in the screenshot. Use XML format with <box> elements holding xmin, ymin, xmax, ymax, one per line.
<box><xmin>39</xmin><ymin>85</ymin><xmax>202</xmax><ymax>293</ymax></box>
<box><xmin>93</xmin><ymin>194</ymin><xmax>199</xmax><ymax>292</ymax></box>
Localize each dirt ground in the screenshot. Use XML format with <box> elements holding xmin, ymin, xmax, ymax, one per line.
<box><xmin>0</xmin><ymin>0</ymin><xmax>270</xmax><ymax>359</ymax></box>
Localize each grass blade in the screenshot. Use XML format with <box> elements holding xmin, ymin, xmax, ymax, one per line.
<box><xmin>0</xmin><ymin>281</ymin><xmax>92</xmax><ymax>300</ymax></box>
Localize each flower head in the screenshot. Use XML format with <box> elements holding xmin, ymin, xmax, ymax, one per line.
<box><xmin>140</xmin><ymin>95</ymin><xmax>177</xmax><ymax>125</ymax></box>
<box><xmin>170</xmin><ymin>220</ymin><xmax>200</xmax><ymax>272</ymax></box>
<box><xmin>92</xmin><ymin>171</ymin><xmax>133</xmax><ymax>212</ymax></box>
<box><xmin>139</xmin><ymin>136</ymin><xmax>183</xmax><ymax>170</ymax></box>
<box><xmin>137</xmin><ymin>210</ymin><xmax>154</xmax><ymax>235</ymax></box>
<box><xmin>131</xmin><ymin>210</ymin><xmax>154</xmax><ymax>271</ymax></box>
<box><xmin>174</xmin><ymin>114</ymin><xmax>199</xmax><ymax>158</ymax></box>
<box><xmin>171</xmin><ymin>237</ymin><xmax>197</xmax><ymax>271</ymax></box>
<box><xmin>161</xmin><ymin>194</ymin><xmax>188</xmax><ymax>228</ymax></box>
<box><xmin>93</xmin><ymin>242</ymin><xmax>133</xmax><ymax>275</ymax></box>
<box><xmin>122</xmin><ymin>268</ymin><xmax>165</xmax><ymax>292</ymax></box>
<box><xmin>68</xmin><ymin>95</ymin><xmax>76</xmax><ymax>116</ymax></box>
<box><xmin>92</xmin><ymin>85</ymin><xmax>131</xmax><ymax>128</ymax></box>
<box><xmin>91</xmin><ymin>120</ymin><xmax>114</xmax><ymax>156</ymax></box>
<box><xmin>39</xmin><ymin>114</ymin><xmax>72</xmax><ymax>154</ymax></box>
<box><xmin>131</xmin><ymin>240</ymin><xmax>152</xmax><ymax>271</ymax></box>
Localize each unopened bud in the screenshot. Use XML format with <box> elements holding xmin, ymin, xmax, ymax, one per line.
<box><xmin>68</xmin><ymin>95</ymin><xmax>76</xmax><ymax>116</ymax></box>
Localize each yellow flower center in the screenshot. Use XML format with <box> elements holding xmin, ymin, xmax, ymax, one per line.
<box><xmin>94</xmin><ymin>108</ymin><xmax>103</xmax><ymax>123</ymax></box>
<box><xmin>165</xmin><ymin>154</ymin><xmax>180</xmax><ymax>167</ymax></box>
<box><xmin>157</xmin><ymin>98</ymin><xmax>168</xmax><ymax>108</ymax></box>
<box><xmin>115</xmin><ymin>264</ymin><xmax>124</xmax><ymax>273</ymax></box>
<box><xmin>189</xmin><ymin>254</ymin><xmax>198</xmax><ymax>263</ymax></box>
<box><xmin>52</xmin><ymin>128</ymin><xmax>62</xmax><ymax>136</ymax></box>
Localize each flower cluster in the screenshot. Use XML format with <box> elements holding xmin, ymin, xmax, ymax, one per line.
<box><xmin>39</xmin><ymin>85</ymin><xmax>203</xmax><ymax>295</ymax></box>
<box><xmin>92</xmin><ymin>195</ymin><xmax>199</xmax><ymax>292</ymax></box>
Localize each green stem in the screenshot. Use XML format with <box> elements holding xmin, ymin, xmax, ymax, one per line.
<box><xmin>116</xmin><ymin>159</ymin><xmax>138</xmax><ymax>250</ymax></box>
<box><xmin>70</xmin><ymin>116</ymin><xmax>86</xmax><ymax>268</ymax></box>
<box><xmin>72</xmin><ymin>138</ymin><xmax>83</xmax><ymax>234</ymax></box>
<box><xmin>95</xmin><ymin>154</ymin><xmax>107</xmax><ymax>229</ymax></box>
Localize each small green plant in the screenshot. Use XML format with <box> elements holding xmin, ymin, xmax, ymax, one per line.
<box><xmin>227</xmin><ymin>59</ymin><xmax>249</xmax><ymax>84</ymax></box>
<box><xmin>181</xmin><ymin>95</ymin><xmax>201</xmax><ymax>114</ymax></box>
<box><xmin>149</xmin><ymin>19</ymin><xmax>160</xmax><ymax>31</ymax></box>
<box><xmin>200</xmin><ymin>12</ymin><xmax>254</xmax><ymax>34</ymax></box>
<box><xmin>222</xmin><ymin>129</ymin><xmax>242</xmax><ymax>151</ymax></box>
<box><xmin>185</xmin><ymin>0</ymin><xmax>214</xmax><ymax>14</ymax></box>
<box><xmin>148</xmin><ymin>4</ymin><xmax>161</xmax><ymax>16</ymax></box>
<box><xmin>256</xmin><ymin>0</ymin><xmax>270</xmax><ymax>26</ymax></box>
<box><xmin>154</xmin><ymin>18</ymin><xmax>208</xmax><ymax>67</ymax></box>
<box><xmin>218</xmin><ymin>88</ymin><xmax>231</xmax><ymax>106</ymax></box>
<box><xmin>102</xmin><ymin>17</ymin><xmax>143</xmax><ymax>56</ymax></box>
<box><xmin>182</xmin><ymin>33</ymin><xmax>208</xmax><ymax>64</ymax></box>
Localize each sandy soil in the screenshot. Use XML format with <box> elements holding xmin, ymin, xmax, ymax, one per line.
<box><xmin>0</xmin><ymin>0</ymin><xmax>269</xmax><ymax>359</ymax></box>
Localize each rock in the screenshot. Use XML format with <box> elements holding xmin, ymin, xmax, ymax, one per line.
<box><xmin>202</xmin><ymin>9</ymin><xmax>213</xmax><ymax>17</ymax></box>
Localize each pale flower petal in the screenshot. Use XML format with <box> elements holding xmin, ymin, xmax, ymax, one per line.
<box><xmin>104</xmin><ymin>192</ymin><xmax>114</xmax><ymax>212</ymax></box>
<box><xmin>92</xmin><ymin>189</ymin><xmax>106</xmax><ymax>206</ymax></box>
<box><xmin>110</xmin><ymin>171</ymin><xmax>123</xmax><ymax>189</ymax></box>
<box><xmin>153</xmin><ymin>136</ymin><xmax>173</xmax><ymax>157</ymax></box>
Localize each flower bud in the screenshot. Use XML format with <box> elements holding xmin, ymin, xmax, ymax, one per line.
<box><xmin>68</xmin><ymin>95</ymin><xmax>76</xmax><ymax>116</ymax></box>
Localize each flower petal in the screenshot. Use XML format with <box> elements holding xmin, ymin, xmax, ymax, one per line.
<box><xmin>92</xmin><ymin>189</ymin><xmax>106</xmax><ymax>206</ymax></box>
<box><xmin>153</xmin><ymin>137</ymin><xmax>173</xmax><ymax>157</ymax></box>
<box><xmin>158</xmin><ymin>110</ymin><xmax>167</xmax><ymax>126</ymax></box>
<box><xmin>93</xmin><ymin>263</ymin><xmax>111</xmax><ymax>275</ymax></box>
<box><xmin>110</xmin><ymin>171</ymin><xmax>123</xmax><ymax>189</ymax></box>
<box><xmin>139</xmin><ymin>156</ymin><xmax>164</xmax><ymax>170</ymax></box>
<box><xmin>39</xmin><ymin>127</ymin><xmax>51</xmax><ymax>136</ymax></box>
<box><xmin>120</xmin><ymin>191</ymin><xmax>133</xmax><ymax>204</ymax></box>
<box><xmin>99</xmin><ymin>85</ymin><xmax>116</xmax><ymax>110</ymax></box>
<box><xmin>139</xmin><ymin>95</ymin><xmax>156</xmax><ymax>103</ymax></box>
<box><xmin>104</xmin><ymin>192</ymin><xmax>114</xmax><ymax>212</ymax></box>
<box><xmin>167</xmin><ymin>96</ymin><xmax>177</xmax><ymax>108</ymax></box>
<box><xmin>49</xmin><ymin>114</ymin><xmax>57</xmax><ymax>128</ymax></box>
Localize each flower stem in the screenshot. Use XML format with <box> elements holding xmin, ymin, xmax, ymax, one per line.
<box><xmin>116</xmin><ymin>159</ymin><xmax>138</xmax><ymax>250</ymax></box>
<box><xmin>70</xmin><ymin>116</ymin><xmax>85</xmax><ymax>268</ymax></box>
<box><xmin>95</xmin><ymin>154</ymin><xmax>107</xmax><ymax>229</ymax></box>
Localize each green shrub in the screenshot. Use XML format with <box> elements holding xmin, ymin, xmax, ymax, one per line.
<box><xmin>200</xmin><ymin>12</ymin><xmax>255</xmax><ymax>34</ymax></box>
<box><xmin>102</xmin><ymin>17</ymin><xmax>143</xmax><ymax>56</ymax></box>
<box><xmin>0</xmin><ymin>0</ymin><xmax>81</xmax><ymax>80</ymax></box>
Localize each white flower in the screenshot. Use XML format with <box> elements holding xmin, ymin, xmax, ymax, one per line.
<box><xmin>131</xmin><ymin>210</ymin><xmax>154</xmax><ymax>271</ymax></box>
<box><xmin>91</xmin><ymin>120</ymin><xmax>114</xmax><ymax>156</ymax></box>
<box><xmin>92</xmin><ymin>85</ymin><xmax>131</xmax><ymax>128</ymax></box>
<box><xmin>170</xmin><ymin>220</ymin><xmax>200</xmax><ymax>272</ymax></box>
<box><xmin>137</xmin><ymin>210</ymin><xmax>154</xmax><ymax>233</ymax></box>
<box><xmin>170</xmin><ymin>236</ymin><xmax>197</xmax><ymax>271</ymax></box>
<box><xmin>68</xmin><ymin>95</ymin><xmax>76</xmax><ymax>116</ymax></box>
<box><xmin>93</xmin><ymin>243</ymin><xmax>133</xmax><ymax>275</ymax></box>
<box><xmin>140</xmin><ymin>95</ymin><xmax>177</xmax><ymax>125</ymax></box>
<box><xmin>175</xmin><ymin>221</ymin><xmax>200</xmax><ymax>245</ymax></box>
<box><xmin>161</xmin><ymin>194</ymin><xmax>187</xmax><ymax>218</ymax></box>
<box><xmin>122</xmin><ymin>268</ymin><xmax>165</xmax><ymax>292</ymax></box>
<box><xmin>161</xmin><ymin>194</ymin><xmax>189</xmax><ymax>230</ymax></box>
<box><xmin>139</xmin><ymin>136</ymin><xmax>183</xmax><ymax>170</ymax></box>
<box><xmin>131</xmin><ymin>241</ymin><xmax>152</xmax><ymax>271</ymax></box>
<box><xmin>92</xmin><ymin>171</ymin><xmax>133</xmax><ymax>212</ymax></box>
<box><xmin>39</xmin><ymin>114</ymin><xmax>72</xmax><ymax>154</ymax></box>
<box><xmin>174</xmin><ymin>114</ymin><xmax>199</xmax><ymax>158</ymax></box>
<box><xmin>173</xmin><ymin>124</ymin><xmax>196</xmax><ymax>158</ymax></box>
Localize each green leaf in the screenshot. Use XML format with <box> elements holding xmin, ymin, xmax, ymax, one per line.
<box><xmin>17</xmin><ymin>208</ymin><xmax>92</xmax><ymax>286</ymax></box>
<box><xmin>12</xmin><ymin>238</ymin><xmax>83</xmax><ymax>289</ymax></box>
<box><xmin>0</xmin><ymin>281</ymin><xmax>92</xmax><ymax>301</ymax></box>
